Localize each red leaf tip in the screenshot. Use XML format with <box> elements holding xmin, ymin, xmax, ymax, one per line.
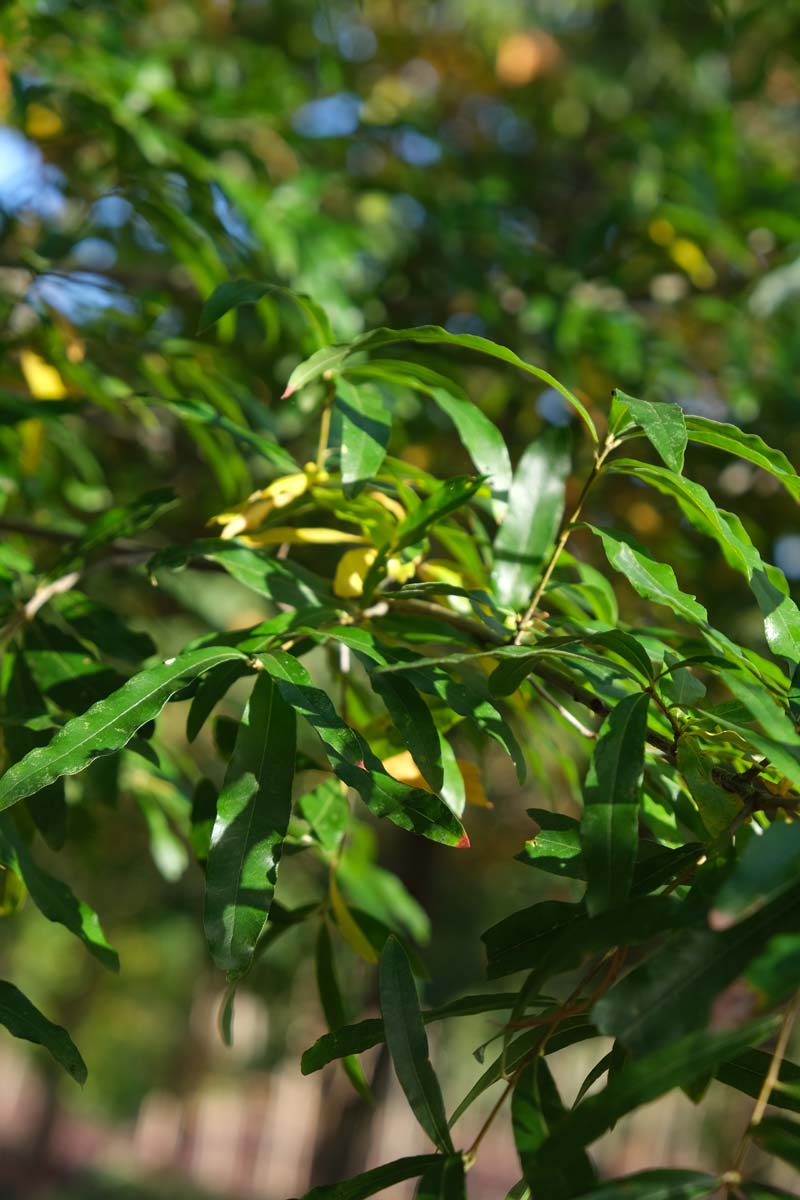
<box><xmin>355</xmin><ymin>759</ymin><xmax>366</xmax><ymax>771</ymax></box>
<box><xmin>281</xmin><ymin>384</ymin><xmax>295</xmax><ymax>399</ymax></box>
<box><xmin>456</xmin><ymin>833</ymin><xmax>471</xmax><ymax>849</ymax></box>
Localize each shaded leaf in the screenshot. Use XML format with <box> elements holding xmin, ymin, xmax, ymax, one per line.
<box><xmin>0</xmin><ymin>980</ymin><xmax>86</xmax><ymax>1083</ymax></box>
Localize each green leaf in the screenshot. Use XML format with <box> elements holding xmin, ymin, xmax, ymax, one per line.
<box><xmin>204</xmin><ymin>672</ymin><xmax>295</xmax><ymax>973</ymax></box>
<box><xmin>52</xmin><ymin>487</ymin><xmax>177</xmax><ymax>574</ymax></box>
<box><xmin>293</xmin><ymin>1154</ymin><xmax>442</xmax><ymax>1200</ymax></box>
<box><xmin>592</xmin><ymin>883</ymin><xmax>800</xmax><ymax>1057</ymax></box>
<box><xmin>513</xmin><ymin>1059</ymin><xmax>596</xmax><ymax>1199</ymax></box>
<box><xmin>22</xmin><ymin>619</ymin><xmax>125</xmax><ymax>713</ymax></box>
<box><xmin>586</xmin><ymin>526</ymin><xmax>707</xmax><ymax>626</ymax></box>
<box><xmin>684</xmin><ymin>415</ymin><xmax>800</xmax><ymax>502</ymax></box>
<box><xmin>260</xmin><ymin>651</ymin><xmax>467</xmax><ymax>847</ymax></box>
<box><xmin>676</xmin><ymin>736</ymin><xmax>741</xmax><ymax>838</ymax></box>
<box><xmin>610</xmin><ymin>391</ymin><xmax>687</xmax><ymax>473</ymax></box>
<box><xmin>316</xmin><ymin>922</ymin><xmax>372</xmax><ymax>1102</ymax></box>
<box><xmin>149</xmin><ymin>539</ymin><xmax>331</xmax><ymax>608</ymax></box>
<box><xmin>518</xmin><ymin>809</ymin><xmax>584</xmax><ymax>880</ymax></box>
<box><xmin>187</xmin><ymin>659</ymin><xmax>250</xmax><ymax>742</ymax></box>
<box><xmin>368</xmin><ymin>671</ymin><xmax>443</xmax><ymax>792</ymax></box>
<box><xmin>710</xmin><ymin>821</ymin><xmax>800</xmax><ymax>929</ymax></box>
<box><xmin>580</xmin><ymin>692</ymin><xmax>650</xmax><ymax>915</ymax></box>
<box><xmin>492</xmin><ymin>428</ymin><xmax>571</xmax><ymax>610</ymax></box>
<box><xmin>336</xmin><ymin>379</ymin><xmax>391</xmax><ymax>495</ymax></box>
<box><xmin>416</xmin><ymin>1155</ymin><xmax>466</xmax><ymax>1200</ymax></box>
<box><xmin>570</xmin><ymin>1170</ymin><xmax>718</xmax><ymax>1200</ymax></box>
<box><xmin>299</xmin><ymin>778</ymin><xmax>349</xmax><ymax>854</ymax></box>
<box><xmin>158</xmin><ymin>396</ymin><xmax>298</xmax><ymax>473</ymax></box>
<box><xmin>392</xmin><ymin>475</ymin><xmax>484</xmax><ymax>551</ymax></box>
<box><xmin>751</xmin><ymin>1114</ymin><xmax>800</xmax><ymax>1169</ymax></box>
<box><xmin>301</xmin><ymin>992</ymin><xmax>526</xmax><ymax>1074</ymax></box>
<box><xmin>0</xmin><ymin>646</ymin><xmax>248</xmax><ymax>811</ymax></box>
<box><xmin>379</xmin><ymin>936</ymin><xmax>454</xmax><ymax>1153</ymax></box>
<box><xmin>52</xmin><ymin>592</ymin><xmax>156</xmax><ymax>664</ymax></box>
<box><xmin>0</xmin><ymin>817</ymin><xmax>118</xmax><ymax>971</ymax></box>
<box><xmin>609</xmin><ymin>461</ymin><xmax>800</xmax><ymax>664</ymax></box>
<box><xmin>190</xmin><ymin>778</ymin><xmax>217</xmax><ymax>864</ymax></box>
<box><xmin>284</xmin><ymin>325</ymin><xmax>598</xmax><ymax>444</ymax></box>
<box><xmin>530</xmin><ymin>1017</ymin><xmax>777</xmax><ymax>1165</ymax></box>
<box><xmin>715</xmin><ymin>1048</ymin><xmax>800</xmax><ymax>1115</ymax></box>
<box><xmin>0</xmin><ymin>980</ymin><xmax>87</xmax><ymax>1083</ymax></box>
<box><xmin>197</xmin><ymin>278</ymin><xmax>333</xmax><ymax>345</ymax></box>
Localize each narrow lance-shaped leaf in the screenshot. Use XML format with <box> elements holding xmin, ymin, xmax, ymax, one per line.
<box><xmin>284</xmin><ymin>325</ymin><xmax>597</xmax><ymax>443</ymax></box>
<box><xmin>0</xmin><ymin>817</ymin><xmax>118</xmax><ymax>971</ymax></box>
<box><xmin>204</xmin><ymin>672</ymin><xmax>296</xmax><ymax>974</ymax></box>
<box><xmin>569</xmin><ymin>1170</ymin><xmax>720</xmax><ymax>1200</ymax></box>
<box><xmin>493</xmin><ymin>427</ymin><xmax>571</xmax><ymax>610</ymax></box>
<box><xmin>335</xmin><ymin>378</ymin><xmax>391</xmax><ymax>495</ymax></box>
<box><xmin>610</xmin><ymin>390</ymin><xmax>687</xmax><ymax>473</ymax></box>
<box><xmin>529</xmin><ymin>1016</ymin><xmax>777</xmax><ymax>1165</ymax></box>
<box><xmin>0</xmin><ymin>646</ymin><xmax>249</xmax><ymax>811</ymax></box>
<box><xmin>0</xmin><ymin>980</ymin><xmax>87</xmax><ymax>1084</ymax></box>
<box><xmin>259</xmin><ymin>651</ymin><xmax>467</xmax><ymax>847</ymax></box>
<box><xmin>586</xmin><ymin>526</ymin><xmax>707</xmax><ymax>627</ymax></box>
<box><xmin>379</xmin><ymin>936</ymin><xmax>454</xmax><ymax>1153</ymax></box>
<box><xmin>684</xmin><ymin>414</ymin><xmax>800</xmax><ymax>502</ymax></box>
<box><xmin>580</xmin><ymin>692</ymin><xmax>650</xmax><ymax>915</ymax></box>
<box><xmin>197</xmin><ymin>278</ymin><xmax>334</xmax><ymax>345</ymax></box>
<box><xmin>610</xmin><ymin>461</ymin><xmax>800</xmax><ymax>664</ymax></box>
<box><xmin>391</xmin><ymin>475</ymin><xmax>484</xmax><ymax>552</ymax></box>
<box><xmin>292</xmin><ymin>1154</ymin><xmax>443</xmax><ymax>1200</ymax></box>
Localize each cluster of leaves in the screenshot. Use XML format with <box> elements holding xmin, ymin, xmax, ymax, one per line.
<box><xmin>2</xmin><ymin>277</ymin><xmax>800</xmax><ymax>1198</ymax></box>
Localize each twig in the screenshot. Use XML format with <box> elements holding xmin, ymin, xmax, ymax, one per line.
<box><xmin>731</xmin><ymin>990</ymin><xmax>800</xmax><ymax>1174</ymax></box>
<box><xmin>530</xmin><ymin>678</ymin><xmax>597</xmax><ymax>739</ymax></box>
<box><xmin>0</xmin><ymin>569</ymin><xmax>80</xmax><ymax>642</ymax></box>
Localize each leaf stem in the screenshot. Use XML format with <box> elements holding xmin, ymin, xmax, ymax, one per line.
<box><xmin>317</xmin><ymin>378</ymin><xmax>334</xmax><ymax>468</ymax></box>
<box><xmin>514</xmin><ymin>440</ymin><xmax>613</xmax><ymax>644</ymax></box>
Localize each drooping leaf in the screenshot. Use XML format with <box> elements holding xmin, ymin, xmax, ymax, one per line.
<box><xmin>0</xmin><ymin>980</ymin><xmax>87</xmax><ymax>1083</ymax></box>
<box><xmin>492</xmin><ymin>427</ymin><xmax>571</xmax><ymax>610</ymax></box>
<box><xmin>197</xmin><ymin>278</ymin><xmax>333</xmax><ymax>345</ymax></box>
<box><xmin>580</xmin><ymin>692</ymin><xmax>650</xmax><ymax>915</ymax></box>
<box><xmin>0</xmin><ymin>646</ymin><xmax>249</xmax><ymax>811</ymax></box>
<box><xmin>0</xmin><ymin>817</ymin><xmax>118</xmax><ymax>971</ymax></box>
<box><xmin>684</xmin><ymin>415</ymin><xmax>800</xmax><ymax>502</ymax></box>
<box><xmin>260</xmin><ymin>651</ymin><xmax>467</xmax><ymax>847</ymax></box>
<box><xmin>204</xmin><ymin>672</ymin><xmax>296</xmax><ymax>973</ymax></box>
<box><xmin>379</xmin><ymin>936</ymin><xmax>454</xmax><ymax>1153</ymax></box>
<box><xmin>587</xmin><ymin>526</ymin><xmax>707</xmax><ymax>626</ymax></box>
<box><xmin>283</xmin><ymin>326</ymin><xmax>598</xmax><ymax>443</ymax></box>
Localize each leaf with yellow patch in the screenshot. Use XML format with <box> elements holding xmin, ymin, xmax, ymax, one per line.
<box><xmin>329</xmin><ymin>873</ymin><xmax>378</xmax><ymax>964</ymax></box>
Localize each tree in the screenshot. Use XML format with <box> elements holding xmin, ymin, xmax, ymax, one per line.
<box><xmin>2</xmin><ymin>2</ymin><xmax>800</xmax><ymax>1196</ymax></box>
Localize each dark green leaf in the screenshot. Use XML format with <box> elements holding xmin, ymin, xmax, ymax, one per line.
<box><xmin>571</xmin><ymin>1170</ymin><xmax>718</xmax><ymax>1200</ymax></box>
<box><xmin>751</xmin><ymin>1114</ymin><xmax>800</xmax><ymax>1169</ymax></box>
<box><xmin>336</xmin><ymin>379</ymin><xmax>391</xmax><ymax>495</ymax></box>
<box><xmin>0</xmin><ymin>980</ymin><xmax>87</xmax><ymax>1083</ymax></box>
<box><xmin>198</xmin><ymin>278</ymin><xmax>333</xmax><ymax>344</ymax></box>
<box><xmin>204</xmin><ymin>672</ymin><xmax>296</xmax><ymax>973</ymax></box>
<box><xmin>0</xmin><ymin>646</ymin><xmax>249</xmax><ymax>811</ymax></box>
<box><xmin>379</xmin><ymin>937</ymin><xmax>454</xmax><ymax>1152</ymax></box>
<box><xmin>293</xmin><ymin>1154</ymin><xmax>442</xmax><ymax>1200</ymax></box>
<box><xmin>513</xmin><ymin>1058</ymin><xmax>596</xmax><ymax>1199</ymax></box>
<box><xmin>580</xmin><ymin>692</ymin><xmax>650</xmax><ymax>915</ymax></box>
<box><xmin>392</xmin><ymin>476</ymin><xmax>484</xmax><ymax>551</ymax></box>
<box><xmin>716</xmin><ymin>1047</ymin><xmax>800</xmax><ymax>1115</ymax></box>
<box><xmin>684</xmin><ymin>415</ymin><xmax>800</xmax><ymax>502</ymax></box>
<box><xmin>316</xmin><ymin>922</ymin><xmax>372</xmax><ymax>1102</ymax></box>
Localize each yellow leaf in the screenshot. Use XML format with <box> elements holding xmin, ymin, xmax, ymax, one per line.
<box><xmin>458</xmin><ymin>760</ymin><xmax>492</xmax><ymax>808</ymax></box>
<box><xmin>334</xmin><ymin>547</ymin><xmax>378</xmax><ymax>597</ymax></box>
<box><xmin>241</xmin><ymin>526</ymin><xmax>365</xmax><ymax>547</ymax></box>
<box><xmin>20</xmin><ymin>350</ymin><xmax>67</xmax><ymax>399</ymax></box>
<box><xmin>382</xmin><ymin>750</ymin><xmax>431</xmax><ymax>791</ymax></box>
<box><xmin>329</xmin><ymin>874</ymin><xmax>378</xmax><ymax>964</ymax></box>
<box><xmin>210</xmin><ymin>470</ymin><xmax>311</xmax><ymax>539</ymax></box>
<box><xmin>25</xmin><ymin>103</ymin><xmax>63</xmax><ymax>139</ymax></box>
<box><xmin>368</xmin><ymin>490</ymin><xmax>405</xmax><ymax>521</ymax></box>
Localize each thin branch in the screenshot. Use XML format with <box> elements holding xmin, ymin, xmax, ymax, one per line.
<box><xmin>530</xmin><ymin>677</ymin><xmax>597</xmax><ymax>739</ymax></box>
<box><xmin>731</xmin><ymin>990</ymin><xmax>800</xmax><ymax>1174</ymax></box>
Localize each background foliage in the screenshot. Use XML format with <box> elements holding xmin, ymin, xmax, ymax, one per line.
<box><xmin>1</xmin><ymin>1</ymin><xmax>800</xmax><ymax>1197</ymax></box>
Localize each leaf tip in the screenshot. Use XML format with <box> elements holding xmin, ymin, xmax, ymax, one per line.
<box><xmin>282</xmin><ymin>383</ymin><xmax>295</xmax><ymax>399</ymax></box>
<box><xmin>456</xmin><ymin>832</ymin><xmax>471</xmax><ymax>849</ymax></box>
